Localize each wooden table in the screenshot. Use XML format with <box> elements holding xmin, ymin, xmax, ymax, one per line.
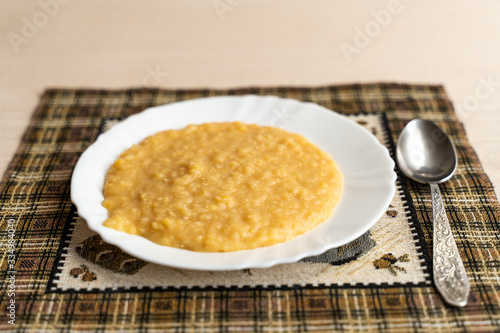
<box><xmin>1</xmin><ymin>0</ymin><xmax>499</xmax><ymax>194</ymax></box>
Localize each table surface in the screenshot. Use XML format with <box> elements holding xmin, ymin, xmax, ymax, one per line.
<box><xmin>1</xmin><ymin>0</ymin><xmax>499</xmax><ymax>195</ymax></box>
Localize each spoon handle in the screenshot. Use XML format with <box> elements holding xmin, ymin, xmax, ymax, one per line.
<box><xmin>430</xmin><ymin>183</ymin><xmax>470</xmax><ymax>307</ymax></box>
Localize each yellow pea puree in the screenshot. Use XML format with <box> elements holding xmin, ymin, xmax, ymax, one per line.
<box><xmin>102</xmin><ymin>122</ymin><xmax>342</xmax><ymax>252</ymax></box>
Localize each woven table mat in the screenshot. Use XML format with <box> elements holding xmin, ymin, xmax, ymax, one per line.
<box><xmin>1</xmin><ymin>84</ymin><xmax>499</xmax><ymax>331</ymax></box>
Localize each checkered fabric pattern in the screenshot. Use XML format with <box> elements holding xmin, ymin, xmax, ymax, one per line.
<box><xmin>1</xmin><ymin>84</ymin><xmax>499</xmax><ymax>332</ymax></box>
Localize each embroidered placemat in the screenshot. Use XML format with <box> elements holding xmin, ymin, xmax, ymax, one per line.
<box><xmin>51</xmin><ymin>113</ymin><xmax>427</xmax><ymax>291</ymax></box>
<box><xmin>1</xmin><ymin>84</ymin><xmax>499</xmax><ymax>331</ymax></box>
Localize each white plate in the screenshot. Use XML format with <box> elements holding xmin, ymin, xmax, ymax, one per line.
<box><xmin>71</xmin><ymin>95</ymin><xmax>396</xmax><ymax>271</ymax></box>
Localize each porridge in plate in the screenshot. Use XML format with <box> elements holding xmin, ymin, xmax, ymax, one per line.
<box><xmin>102</xmin><ymin>122</ymin><xmax>342</xmax><ymax>252</ymax></box>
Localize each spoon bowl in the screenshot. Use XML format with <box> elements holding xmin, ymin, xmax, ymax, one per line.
<box><xmin>396</xmin><ymin>119</ymin><xmax>457</xmax><ymax>184</ymax></box>
<box><xmin>396</xmin><ymin>119</ymin><xmax>469</xmax><ymax>307</ymax></box>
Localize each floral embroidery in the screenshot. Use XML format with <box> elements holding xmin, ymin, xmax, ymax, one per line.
<box><xmin>76</xmin><ymin>235</ymin><xmax>147</xmax><ymax>275</ymax></box>
<box><xmin>69</xmin><ymin>265</ymin><xmax>97</xmax><ymax>282</ymax></box>
<box><xmin>373</xmin><ymin>253</ymin><xmax>410</xmax><ymax>276</ymax></box>
<box><xmin>356</xmin><ymin>120</ymin><xmax>377</xmax><ymax>136</ymax></box>
<box><xmin>386</xmin><ymin>204</ymin><xmax>398</xmax><ymax>218</ymax></box>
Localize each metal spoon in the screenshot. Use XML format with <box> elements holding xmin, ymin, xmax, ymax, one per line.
<box><xmin>396</xmin><ymin>119</ymin><xmax>469</xmax><ymax>307</ymax></box>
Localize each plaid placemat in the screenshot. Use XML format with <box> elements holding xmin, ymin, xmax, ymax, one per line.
<box><xmin>49</xmin><ymin>113</ymin><xmax>429</xmax><ymax>293</ymax></box>
<box><xmin>1</xmin><ymin>84</ymin><xmax>499</xmax><ymax>331</ymax></box>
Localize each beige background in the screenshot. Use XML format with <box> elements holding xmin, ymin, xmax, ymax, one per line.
<box><xmin>1</xmin><ymin>1</ymin><xmax>499</xmax><ymax>194</ymax></box>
